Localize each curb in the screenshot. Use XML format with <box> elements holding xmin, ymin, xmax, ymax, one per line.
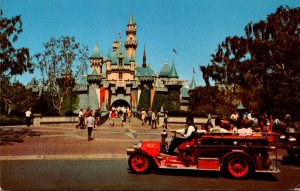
<box><xmin>0</xmin><ymin>154</ymin><xmax>128</xmax><ymax>161</ymax></box>
<box><xmin>1</xmin><ymin>154</ymin><xmax>282</xmax><ymax>161</ymax></box>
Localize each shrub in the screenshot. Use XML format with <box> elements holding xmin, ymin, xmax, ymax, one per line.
<box><xmin>0</xmin><ymin>116</ymin><xmax>26</xmax><ymax>126</ymax></box>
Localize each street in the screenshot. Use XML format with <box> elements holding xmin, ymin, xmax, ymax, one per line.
<box><xmin>1</xmin><ymin>159</ymin><xmax>300</xmax><ymax>190</ymax></box>
<box><xmin>1</xmin><ymin>117</ymin><xmax>300</xmax><ymax>190</ymax></box>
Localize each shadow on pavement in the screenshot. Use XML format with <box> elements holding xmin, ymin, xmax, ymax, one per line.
<box><xmin>0</xmin><ymin>128</ymin><xmax>42</xmax><ymax>146</ymax></box>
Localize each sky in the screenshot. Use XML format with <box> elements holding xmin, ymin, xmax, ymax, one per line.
<box><xmin>2</xmin><ymin>0</ymin><xmax>299</xmax><ymax>86</ymax></box>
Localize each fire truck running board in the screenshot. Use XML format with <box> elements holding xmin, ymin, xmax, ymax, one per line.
<box><xmin>159</xmin><ymin>166</ymin><xmax>220</xmax><ymax>171</ymax></box>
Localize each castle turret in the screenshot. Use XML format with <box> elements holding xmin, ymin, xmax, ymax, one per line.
<box><xmin>112</xmin><ymin>39</ymin><xmax>119</xmax><ymax>53</ymax></box>
<box><xmin>168</xmin><ymin>59</ymin><xmax>179</xmax><ymax>79</ymax></box>
<box><xmin>189</xmin><ymin>75</ymin><xmax>197</xmax><ymax>90</ymax></box>
<box><xmin>125</xmin><ymin>11</ymin><xmax>138</xmax><ymax>59</ymax></box>
<box><xmin>89</xmin><ymin>42</ymin><xmax>103</xmax><ymax>75</ymax></box>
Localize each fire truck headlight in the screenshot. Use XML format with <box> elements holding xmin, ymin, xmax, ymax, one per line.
<box><xmin>133</xmin><ymin>140</ymin><xmax>142</xmax><ymax>148</ymax></box>
<box><xmin>280</xmin><ymin>135</ymin><xmax>286</xmax><ymax>139</ymax></box>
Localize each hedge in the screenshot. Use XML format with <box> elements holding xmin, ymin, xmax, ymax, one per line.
<box><xmin>0</xmin><ymin>116</ymin><xmax>26</xmax><ymax>126</ymax></box>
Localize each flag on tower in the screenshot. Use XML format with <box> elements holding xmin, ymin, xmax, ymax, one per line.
<box><xmin>173</xmin><ymin>48</ymin><xmax>177</xmax><ymax>54</ymax></box>
<box><xmin>193</xmin><ymin>67</ymin><xmax>195</xmax><ymax>74</ymax></box>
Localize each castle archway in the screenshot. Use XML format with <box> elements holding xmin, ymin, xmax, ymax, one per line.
<box><xmin>111</xmin><ymin>99</ymin><xmax>130</xmax><ymax>108</ymax></box>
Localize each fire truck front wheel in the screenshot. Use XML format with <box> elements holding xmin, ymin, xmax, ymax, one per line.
<box><xmin>128</xmin><ymin>153</ymin><xmax>150</xmax><ymax>173</ymax></box>
<box><xmin>223</xmin><ymin>155</ymin><xmax>253</xmax><ymax>179</ymax></box>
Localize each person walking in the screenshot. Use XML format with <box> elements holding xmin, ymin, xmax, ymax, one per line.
<box><xmin>76</xmin><ymin>109</ymin><xmax>84</xmax><ymax>129</ymax></box>
<box><xmin>163</xmin><ymin>111</ymin><xmax>168</xmax><ymax>129</ymax></box>
<box><xmin>127</xmin><ymin>108</ymin><xmax>132</xmax><ymax>122</ymax></box>
<box><xmin>120</xmin><ymin>112</ymin><xmax>125</xmax><ymax>126</ymax></box>
<box><xmin>110</xmin><ymin>110</ymin><xmax>116</xmax><ymax>126</ymax></box>
<box><xmin>94</xmin><ymin>109</ymin><xmax>101</xmax><ymax>126</ymax></box>
<box><xmin>151</xmin><ymin>109</ymin><xmax>157</xmax><ymax>129</ymax></box>
<box><xmin>147</xmin><ymin>109</ymin><xmax>152</xmax><ymax>126</ymax></box>
<box><xmin>86</xmin><ymin>112</ymin><xmax>95</xmax><ymax>141</ymax></box>
<box><xmin>141</xmin><ymin>108</ymin><xmax>147</xmax><ymax>125</ymax></box>
<box><xmin>25</xmin><ymin>108</ymin><xmax>32</xmax><ymax>127</ymax></box>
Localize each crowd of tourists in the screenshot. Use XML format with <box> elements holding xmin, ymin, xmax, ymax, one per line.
<box><xmin>204</xmin><ymin>110</ymin><xmax>292</xmax><ymax>136</ymax></box>
<box><xmin>138</xmin><ymin>108</ymin><xmax>169</xmax><ymax>130</ymax></box>
<box><xmin>107</xmin><ymin>106</ymin><xmax>133</xmax><ymax>126</ymax></box>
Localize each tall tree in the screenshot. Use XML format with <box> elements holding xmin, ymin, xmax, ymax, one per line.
<box><xmin>201</xmin><ymin>6</ymin><xmax>300</xmax><ymax>120</ymax></box>
<box><xmin>0</xmin><ymin>10</ymin><xmax>34</xmax><ymax>77</ymax></box>
<box><xmin>137</xmin><ymin>88</ymin><xmax>150</xmax><ymax>111</ymax></box>
<box><xmin>0</xmin><ymin>10</ymin><xmax>35</xmax><ymax>116</ymax></box>
<box><xmin>0</xmin><ymin>77</ymin><xmax>36</xmax><ymax>116</ymax></box>
<box><xmin>34</xmin><ymin>36</ymin><xmax>89</xmax><ymax>115</ymax></box>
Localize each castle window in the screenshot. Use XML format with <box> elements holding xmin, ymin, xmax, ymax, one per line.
<box><xmin>119</xmin><ymin>72</ymin><xmax>123</xmax><ymax>80</ymax></box>
<box><xmin>119</xmin><ymin>58</ymin><xmax>123</xmax><ymax>67</ymax></box>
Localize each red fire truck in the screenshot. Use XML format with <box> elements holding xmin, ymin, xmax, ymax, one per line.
<box><xmin>127</xmin><ymin>130</ymin><xmax>280</xmax><ymax>179</ymax></box>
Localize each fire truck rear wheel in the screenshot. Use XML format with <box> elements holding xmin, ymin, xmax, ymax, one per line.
<box><xmin>223</xmin><ymin>155</ymin><xmax>253</xmax><ymax>179</ymax></box>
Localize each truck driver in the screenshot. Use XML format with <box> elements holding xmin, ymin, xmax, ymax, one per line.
<box><xmin>167</xmin><ymin>116</ymin><xmax>197</xmax><ymax>154</ymax></box>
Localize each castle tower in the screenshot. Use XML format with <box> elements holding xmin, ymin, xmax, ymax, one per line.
<box><xmin>89</xmin><ymin>42</ymin><xmax>103</xmax><ymax>75</ymax></box>
<box><xmin>125</xmin><ymin>11</ymin><xmax>138</xmax><ymax>59</ymax></box>
<box><xmin>112</xmin><ymin>39</ymin><xmax>119</xmax><ymax>53</ymax></box>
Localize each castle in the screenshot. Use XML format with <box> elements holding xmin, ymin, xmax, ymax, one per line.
<box><xmin>73</xmin><ymin>12</ymin><xmax>196</xmax><ymax>113</ymax></box>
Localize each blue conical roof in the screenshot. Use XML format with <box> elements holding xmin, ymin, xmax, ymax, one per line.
<box><xmin>111</xmin><ymin>42</ymin><xmax>129</xmax><ymax>64</ymax></box>
<box><xmin>77</xmin><ymin>75</ymin><xmax>88</xmax><ymax>85</ymax></box>
<box><xmin>237</xmin><ymin>102</ymin><xmax>247</xmax><ymax>110</ymax></box>
<box><xmin>89</xmin><ymin>42</ymin><xmax>102</xmax><ymax>59</ymax></box>
<box><xmin>159</xmin><ymin>60</ymin><xmax>170</xmax><ymax>77</ymax></box>
<box><xmin>189</xmin><ymin>76</ymin><xmax>197</xmax><ymax>90</ymax></box>
<box><xmin>168</xmin><ymin>62</ymin><xmax>178</xmax><ymax>78</ymax></box>
<box><xmin>181</xmin><ymin>86</ymin><xmax>190</xmax><ymax>98</ymax></box>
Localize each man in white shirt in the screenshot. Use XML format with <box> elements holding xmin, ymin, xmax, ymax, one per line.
<box><xmin>76</xmin><ymin>109</ymin><xmax>84</xmax><ymax>129</ymax></box>
<box><xmin>25</xmin><ymin>109</ymin><xmax>32</xmax><ymax>127</ymax></box>
<box><xmin>230</xmin><ymin>111</ymin><xmax>239</xmax><ymax>128</ymax></box>
<box><xmin>167</xmin><ymin>116</ymin><xmax>196</xmax><ymax>154</ymax></box>
<box><xmin>86</xmin><ymin>112</ymin><xmax>95</xmax><ymax>141</ymax></box>
<box><xmin>210</xmin><ymin>117</ymin><xmax>229</xmax><ymax>133</ymax></box>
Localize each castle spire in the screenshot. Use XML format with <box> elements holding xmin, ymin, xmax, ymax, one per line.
<box><xmin>190</xmin><ymin>74</ymin><xmax>197</xmax><ymax>90</ymax></box>
<box><xmin>143</xmin><ymin>45</ymin><xmax>146</xmax><ymax>67</ymax></box>
<box><xmin>129</xmin><ymin>10</ymin><xmax>134</xmax><ymax>25</ymax></box>
<box><xmin>168</xmin><ymin>60</ymin><xmax>179</xmax><ymax>78</ymax></box>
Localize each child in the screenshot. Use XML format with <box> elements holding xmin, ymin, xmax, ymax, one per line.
<box><xmin>120</xmin><ymin>112</ymin><xmax>125</xmax><ymax>126</ymax></box>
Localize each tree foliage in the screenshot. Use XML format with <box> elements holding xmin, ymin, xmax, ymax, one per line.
<box><xmin>0</xmin><ymin>11</ymin><xmax>35</xmax><ymax>116</ymax></box>
<box><xmin>0</xmin><ymin>77</ymin><xmax>36</xmax><ymax>116</ymax></box>
<box><xmin>0</xmin><ymin>10</ymin><xmax>34</xmax><ymax>77</ymax></box>
<box><xmin>34</xmin><ymin>36</ymin><xmax>89</xmax><ymax>115</ymax></box>
<box><xmin>189</xmin><ymin>86</ymin><xmax>238</xmax><ymax>117</ymax></box>
<box><xmin>201</xmin><ymin>6</ymin><xmax>300</xmax><ymax>120</ymax></box>
<box><xmin>137</xmin><ymin>88</ymin><xmax>150</xmax><ymax>110</ymax></box>
<box><xmin>152</xmin><ymin>92</ymin><xmax>168</xmax><ymax>112</ymax></box>
<box><xmin>166</xmin><ymin>89</ymin><xmax>181</xmax><ymax>112</ymax></box>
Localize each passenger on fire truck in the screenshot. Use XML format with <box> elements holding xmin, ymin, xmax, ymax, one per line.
<box><xmin>167</xmin><ymin>116</ymin><xmax>197</xmax><ymax>154</ymax></box>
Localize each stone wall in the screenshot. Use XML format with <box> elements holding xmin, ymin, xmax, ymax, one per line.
<box><xmin>33</xmin><ymin>116</ymin><xmax>78</xmax><ymax>126</ymax></box>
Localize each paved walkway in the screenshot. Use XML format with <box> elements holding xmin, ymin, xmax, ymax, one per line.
<box><xmin>0</xmin><ymin>117</ymin><xmax>286</xmax><ymax>160</ymax></box>
<box><xmin>0</xmin><ymin>117</ymin><xmax>177</xmax><ymax>160</ymax></box>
